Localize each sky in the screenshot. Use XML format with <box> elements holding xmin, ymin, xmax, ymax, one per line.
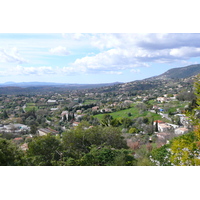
<box><xmin>1</xmin><ymin>33</ymin><xmax>200</xmax><ymax>84</ymax></box>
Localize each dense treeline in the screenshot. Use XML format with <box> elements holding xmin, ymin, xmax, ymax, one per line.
<box><xmin>0</xmin><ymin>125</ymin><xmax>137</xmax><ymax>166</ymax></box>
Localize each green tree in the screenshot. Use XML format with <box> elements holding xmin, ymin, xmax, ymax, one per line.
<box><xmin>101</xmin><ymin>114</ymin><xmax>113</xmax><ymax>126</ymax></box>
<box><xmin>0</xmin><ymin>138</ymin><xmax>24</xmax><ymax>166</ymax></box>
<box><xmin>26</xmin><ymin>134</ymin><xmax>62</xmax><ymax>166</ymax></box>
<box><xmin>121</xmin><ymin>118</ymin><xmax>132</xmax><ymax>128</ymax></box>
<box><xmin>110</xmin><ymin>118</ymin><xmax>121</xmax><ymax>127</ymax></box>
<box><xmin>78</xmin><ymin>145</ymin><xmax>136</xmax><ymax>166</ymax></box>
<box><xmin>155</xmin><ymin>120</ymin><xmax>158</xmax><ymax>132</ymax></box>
<box><xmin>62</xmin><ymin>129</ymin><xmax>91</xmax><ymax>158</ymax></box>
<box><xmin>3</xmin><ymin>110</ymin><xmax>9</xmax><ymax>119</ymax></box>
<box><xmin>150</xmin><ymin>144</ymin><xmax>171</xmax><ymax>166</ymax></box>
<box><xmin>170</xmin><ymin>132</ymin><xmax>199</xmax><ymax>166</ymax></box>
<box><xmin>62</xmin><ymin>126</ymin><xmax>128</xmax><ymax>158</ymax></box>
<box><xmin>30</xmin><ymin>124</ymin><xmax>37</xmax><ymax>135</ymax></box>
<box><xmin>135</xmin><ymin>145</ymin><xmax>154</xmax><ymax>166</ymax></box>
<box><xmin>128</xmin><ymin>127</ymin><xmax>139</xmax><ymax>134</ymax></box>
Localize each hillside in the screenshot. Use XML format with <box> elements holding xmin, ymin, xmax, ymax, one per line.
<box><xmin>91</xmin><ymin>64</ymin><xmax>199</xmax><ymax>95</ymax></box>
<box><xmin>151</xmin><ymin>64</ymin><xmax>200</xmax><ymax>80</ymax></box>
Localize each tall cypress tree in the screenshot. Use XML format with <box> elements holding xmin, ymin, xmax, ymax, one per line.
<box><xmin>3</xmin><ymin>110</ymin><xmax>8</xmax><ymax>119</ymax></box>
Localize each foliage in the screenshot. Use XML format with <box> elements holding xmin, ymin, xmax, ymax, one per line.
<box><xmin>128</xmin><ymin>127</ymin><xmax>139</xmax><ymax>134</ymax></box>
<box><xmin>78</xmin><ymin>145</ymin><xmax>136</xmax><ymax>166</ymax></box>
<box><xmin>121</xmin><ymin>118</ymin><xmax>133</xmax><ymax>128</ymax></box>
<box><xmin>150</xmin><ymin>144</ymin><xmax>172</xmax><ymax>166</ymax></box>
<box><xmin>26</xmin><ymin>134</ymin><xmax>62</xmax><ymax>166</ymax></box>
<box><xmin>30</xmin><ymin>124</ymin><xmax>38</xmax><ymax>135</ymax></box>
<box><xmin>101</xmin><ymin>114</ymin><xmax>113</xmax><ymax>126</ymax></box>
<box><xmin>110</xmin><ymin>118</ymin><xmax>121</xmax><ymax>127</ymax></box>
<box><xmin>194</xmin><ymin>74</ymin><xmax>200</xmax><ymax>107</ymax></box>
<box><xmin>2</xmin><ymin>110</ymin><xmax>9</xmax><ymax>119</ymax></box>
<box><xmin>134</xmin><ymin>145</ymin><xmax>155</xmax><ymax>166</ymax></box>
<box><xmin>170</xmin><ymin>132</ymin><xmax>199</xmax><ymax>166</ymax></box>
<box><xmin>62</xmin><ymin>124</ymin><xmax>127</xmax><ymax>157</ymax></box>
<box><xmin>0</xmin><ymin>138</ymin><xmax>24</xmax><ymax>166</ymax></box>
<box><xmin>25</xmin><ymin>103</ymin><xmax>38</xmax><ymax>112</ymax></box>
<box><xmin>95</xmin><ymin>105</ymin><xmax>162</xmax><ymax>125</ymax></box>
<box><xmin>163</xmin><ymin>74</ymin><xmax>200</xmax><ymax>166</ymax></box>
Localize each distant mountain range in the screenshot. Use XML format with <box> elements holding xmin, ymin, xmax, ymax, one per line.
<box><xmin>0</xmin><ymin>81</ymin><xmax>122</xmax><ymax>88</ymax></box>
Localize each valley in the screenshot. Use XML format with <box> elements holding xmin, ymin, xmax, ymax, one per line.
<box><xmin>0</xmin><ymin>64</ymin><xmax>200</xmax><ymax>166</ymax></box>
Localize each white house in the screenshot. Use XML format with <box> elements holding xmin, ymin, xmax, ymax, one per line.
<box><xmin>50</xmin><ymin>108</ymin><xmax>58</xmax><ymax>111</ymax></box>
<box><xmin>175</xmin><ymin>127</ymin><xmax>189</xmax><ymax>135</ymax></box>
<box><xmin>47</xmin><ymin>99</ymin><xmax>57</xmax><ymax>103</ymax></box>
<box><xmin>157</xmin><ymin>97</ymin><xmax>167</xmax><ymax>103</ymax></box>
<box><xmin>61</xmin><ymin>111</ymin><xmax>69</xmax><ymax>121</ymax></box>
<box><xmin>157</xmin><ymin>123</ymin><xmax>171</xmax><ymax>132</ymax></box>
<box><xmin>38</xmin><ymin>128</ymin><xmax>59</xmax><ymax>136</ymax></box>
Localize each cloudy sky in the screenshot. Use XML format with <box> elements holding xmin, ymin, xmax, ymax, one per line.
<box><xmin>0</xmin><ymin>33</ymin><xmax>200</xmax><ymax>84</ymax></box>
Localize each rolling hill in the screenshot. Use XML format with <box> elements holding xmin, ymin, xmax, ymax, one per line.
<box><xmin>150</xmin><ymin>64</ymin><xmax>200</xmax><ymax>80</ymax></box>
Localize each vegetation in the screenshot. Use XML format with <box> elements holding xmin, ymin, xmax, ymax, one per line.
<box><xmin>25</xmin><ymin>103</ymin><xmax>38</xmax><ymax>112</ymax></box>
<box><xmin>150</xmin><ymin>74</ymin><xmax>200</xmax><ymax>166</ymax></box>
<box><xmin>94</xmin><ymin>104</ymin><xmax>162</xmax><ymax>121</ymax></box>
<box><xmin>0</xmin><ymin>137</ymin><xmax>24</xmax><ymax>166</ymax></box>
<box><xmin>1</xmin><ymin>64</ymin><xmax>200</xmax><ymax>166</ymax></box>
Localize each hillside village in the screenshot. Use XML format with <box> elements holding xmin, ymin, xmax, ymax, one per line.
<box><xmin>0</xmin><ymin>75</ymin><xmax>195</xmax><ymax>150</ymax></box>
<box><xmin>1</xmin><ymin>64</ymin><xmax>200</xmax><ymax>166</ymax></box>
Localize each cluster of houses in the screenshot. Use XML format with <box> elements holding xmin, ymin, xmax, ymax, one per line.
<box><xmin>0</xmin><ymin>123</ymin><xmax>30</xmax><ymax>134</ymax></box>
<box><xmin>157</xmin><ymin>94</ymin><xmax>178</xmax><ymax>103</ymax></box>
<box><xmin>61</xmin><ymin>110</ymin><xmax>85</xmax><ymax>122</ymax></box>
<box><xmin>154</xmin><ymin>117</ymin><xmax>189</xmax><ymax>142</ymax></box>
<box><xmin>91</xmin><ymin>106</ymin><xmax>112</xmax><ymax>113</ymax></box>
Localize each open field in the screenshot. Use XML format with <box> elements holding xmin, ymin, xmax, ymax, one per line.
<box><xmin>82</xmin><ymin>99</ymin><xmax>98</xmax><ymax>105</ymax></box>
<box><xmin>94</xmin><ymin>105</ymin><xmax>163</xmax><ymax>121</ymax></box>
<box><xmin>25</xmin><ymin>103</ymin><xmax>38</xmax><ymax>112</ymax></box>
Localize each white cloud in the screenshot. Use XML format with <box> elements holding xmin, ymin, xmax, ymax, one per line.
<box><xmin>9</xmin><ymin>66</ymin><xmax>55</xmax><ymax>76</ymax></box>
<box><xmin>72</xmin><ymin>33</ymin><xmax>84</xmax><ymax>40</ymax></box>
<box><xmin>0</xmin><ymin>47</ymin><xmax>27</xmax><ymax>64</ymax></box>
<box><xmin>49</xmin><ymin>46</ymin><xmax>70</xmax><ymax>56</ymax></box>
<box><xmin>2</xmin><ymin>34</ymin><xmax>200</xmax><ymax>78</ymax></box>
<box><xmin>103</xmin><ymin>71</ymin><xmax>123</xmax><ymax>75</ymax></box>
<box><xmin>61</xmin><ymin>66</ymin><xmax>87</xmax><ymax>75</ymax></box>
<box><xmin>130</xmin><ymin>69</ymin><xmax>141</xmax><ymax>73</ymax></box>
<box><xmin>90</xmin><ymin>33</ymin><xmax>122</xmax><ymax>49</ymax></box>
<box><xmin>73</xmin><ymin>48</ymin><xmax>136</xmax><ymax>71</ymax></box>
<box><xmin>169</xmin><ymin>47</ymin><xmax>200</xmax><ymax>58</ymax></box>
<box><xmin>136</xmin><ymin>33</ymin><xmax>200</xmax><ymax>50</ymax></box>
<box><xmin>71</xmin><ymin>47</ymin><xmax>151</xmax><ymax>74</ymax></box>
<box><xmin>88</xmin><ymin>33</ymin><xmax>200</xmax><ymax>63</ymax></box>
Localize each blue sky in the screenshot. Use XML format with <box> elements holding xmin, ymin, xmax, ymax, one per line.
<box><xmin>1</xmin><ymin>33</ymin><xmax>200</xmax><ymax>84</ymax></box>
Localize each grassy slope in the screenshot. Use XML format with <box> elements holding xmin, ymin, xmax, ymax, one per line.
<box><xmin>82</xmin><ymin>100</ymin><xmax>97</xmax><ymax>105</ymax></box>
<box><xmin>94</xmin><ymin>105</ymin><xmax>162</xmax><ymax>121</ymax></box>
<box><xmin>25</xmin><ymin>103</ymin><xmax>38</xmax><ymax>112</ymax></box>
